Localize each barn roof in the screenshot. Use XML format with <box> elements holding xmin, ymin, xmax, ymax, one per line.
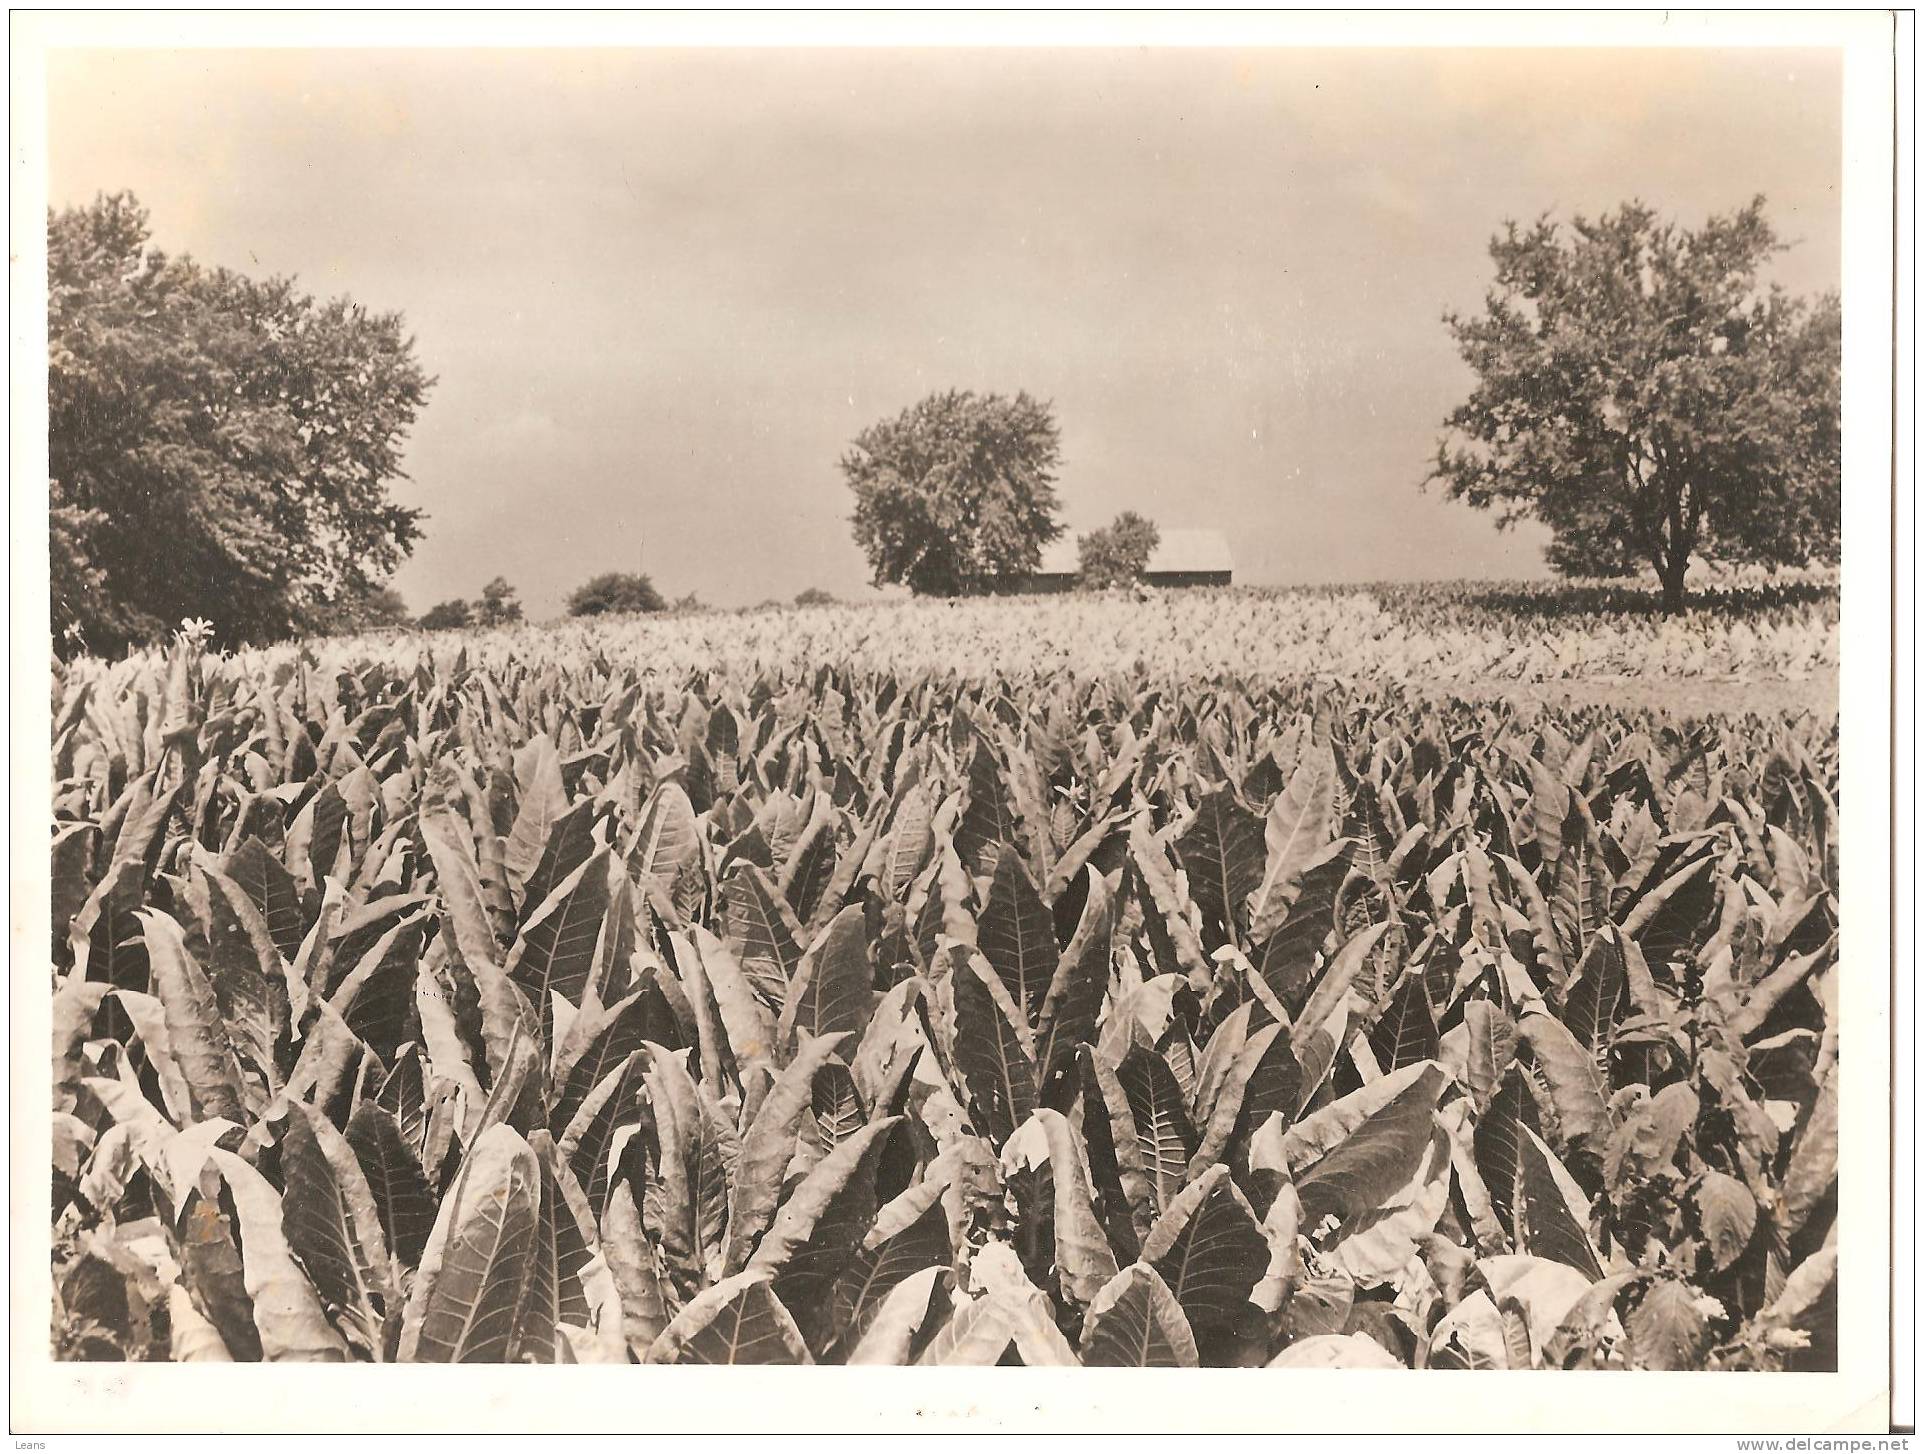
<box><xmin>1035</xmin><ymin>526</ymin><xmax>1234</xmax><ymax>577</ymax></box>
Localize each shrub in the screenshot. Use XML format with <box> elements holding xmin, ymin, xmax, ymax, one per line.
<box><xmin>567</xmin><ymin>571</ymin><xmax>665</xmax><ymax>617</ymax></box>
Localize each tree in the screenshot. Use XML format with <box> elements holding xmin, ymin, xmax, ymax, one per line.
<box><xmin>49</xmin><ymin>192</ymin><xmax>433</xmax><ymax>654</ymax></box>
<box><xmin>1428</xmin><ymin>196</ymin><xmax>1841</xmax><ymax>613</ymax></box>
<box><xmin>476</xmin><ymin>576</ymin><xmax>523</xmax><ymax>626</ymax></box>
<box><xmin>417</xmin><ymin>599</ymin><xmax>472</xmax><ymax>631</ymax></box>
<box><xmin>841</xmin><ymin>389</ymin><xmax>1064</xmax><ymax>596</ymax></box>
<box><xmin>1077</xmin><ymin>511</ymin><xmax>1161</xmax><ymax>590</ymax></box>
<box><xmin>309</xmin><ymin>580</ymin><xmax>411</xmax><ymax>635</ymax></box>
<box><xmin>567</xmin><ymin>570</ymin><xmax>664</xmax><ymax>617</ymax></box>
<box><xmin>793</xmin><ymin>587</ymin><xmax>837</xmax><ymax>607</ymax></box>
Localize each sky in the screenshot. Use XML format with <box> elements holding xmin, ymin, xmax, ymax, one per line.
<box><xmin>48</xmin><ymin>47</ymin><xmax>1842</xmax><ymax>617</ymax></box>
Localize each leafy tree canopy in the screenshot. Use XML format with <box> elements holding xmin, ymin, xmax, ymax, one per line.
<box><xmin>567</xmin><ymin>570</ymin><xmax>665</xmax><ymax>617</ymax></box>
<box><xmin>842</xmin><ymin>388</ymin><xmax>1064</xmax><ymax>596</ymax></box>
<box><xmin>1077</xmin><ymin>511</ymin><xmax>1161</xmax><ymax>589</ymax></box>
<box><xmin>793</xmin><ymin>586</ymin><xmax>838</xmax><ymax>607</ymax></box>
<box><xmin>476</xmin><ymin>576</ymin><xmax>524</xmax><ymax>626</ymax></box>
<box><xmin>417</xmin><ymin>599</ymin><xmax>472</xmax><ymax>631</ymax></box>
<box><xmin>1429</xmin><ymin>196</ymin><xmax>1840</xmax><ymax>612</ymax></box>
<box><xmin>50</xmin><ymin>191</ymin><xmax>434</xmax><ymax>655</ymax></box>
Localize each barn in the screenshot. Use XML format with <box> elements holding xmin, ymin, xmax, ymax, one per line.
<box><xmin>1013</xmin><ymin>526</ymin><xmax>1235</xmax><ymax>593</ymax></box>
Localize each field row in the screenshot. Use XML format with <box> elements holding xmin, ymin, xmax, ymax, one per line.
<box><xmin>162</xmin><ymin>576</ymin><xmax>1845</xmax><ymax>694</ymax></box>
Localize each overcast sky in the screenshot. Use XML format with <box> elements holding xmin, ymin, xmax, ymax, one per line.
<box><xmin>49</xmin><ymin>47</ymin><xmax>1841</xmax><ymax>616</ymax></box>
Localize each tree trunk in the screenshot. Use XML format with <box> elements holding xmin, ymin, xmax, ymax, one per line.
<box><xmin>1645</xmin><ymin>463</ymin><xmax>1697</xmax><ymax>615</ymax></box>
<box><xmin>1658</xmin><ymin>554</ymin><xmax>1690</xmax><ymax>615</ymax></box>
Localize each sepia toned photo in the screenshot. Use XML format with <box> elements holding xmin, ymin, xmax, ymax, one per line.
<box><xmin>12</xmin><ymin>10</ymin><xmax>1905</xmax><ymax>1436</ymax></box>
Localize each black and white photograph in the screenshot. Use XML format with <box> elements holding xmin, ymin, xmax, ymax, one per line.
<box><xmin>11</xmin><ymin>10</ymin><xmax>1907</xmax><ymax>1437</ymax></box>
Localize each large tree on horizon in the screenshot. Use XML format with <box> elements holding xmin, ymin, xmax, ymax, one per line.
<box><xmin>841</xmin><ymin>389</ymin><xmax>1064</xmax><ymax>597</ymax></box>
<box><xmin>1077</xmin><ymin>510</ymin><xmax>1160</xmax><ymax>590</ymax></box>
<box><xmin>1428</xmin><ymin>196</ymin><xmax>1840</xmax><ymax>613</ymax></box>
<box><xmin>49</xmin><ymin>191</ymin><xmax>433</xmax><ymax>654</ymax></box>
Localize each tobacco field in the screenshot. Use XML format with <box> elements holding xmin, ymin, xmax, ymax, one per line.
<box><xmin>48</xmin><ymin>585</ymin><xmax>1841</xmax><ymax>1368</ymax></box>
